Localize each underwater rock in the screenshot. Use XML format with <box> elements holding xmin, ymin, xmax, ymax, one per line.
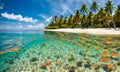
<box><xmin>31</xmin><ymin>69</ymin><xmax>35</xmax><ymax>72</ymax></box>
<box><xmin>41</xmin><ymin>43</ymin><xmax>46</xmax><ymax>47</ymax></box>
<box><xmin>14</xmin><ymin>54</ymin><xmax>19</xmax><ymax>59</ymax></box>
<box><xmin>63</xmin><ymin>64</ymin><xmax>70</xmax><ymax>70</ymax></box>
<box><xmin>21</xmin><ymin>60</ymin><xmax>25</xmax><ymax>64</ymax></box>
<box><xmin>8</xmin><ymin>59</ymin><xmax>14</xmax><ymax>64</ymax></box>
<box><xmin>102</xmin><ymin>64</ymin><xmax>114</xmax><ymax>72</ymax></box>
<box><xmin>111</xmin><ymin>57</ymin><xmax>119</xmax><ymax>61</ymax></box>
<box><xmin>47</xmin><ymin>56</ymin><xmax>51</xmax><ymax>59</ymax></box>
<box><xmin>40</xmin><ymin>65</ymin><xmax>47</xmax><ymax>70</ymax></box>
<box><xmin>67</xmin><ymin>54</ymin><xmax>74</xmax><ymax>61</ymax></box>
<box><xmin>34</xmin><ymin>62</ymin><xmax>38</xmax><ymax>65</ymax></box>
<box><xmin>69</xmin><ymin>69</ymin><xmax>75</xmax><ymax>72</ymax></box>
<box><xmin>32</xmin><ymin>51</ymin><xmax>36</xmax><ymax>53</ymax></box>
<box><xmin>84</xmin><ymin>63</ymin><xmax>91</xmax><ymax>69</ymax></box>
<box><xmin>30</xmin><ymin>57</ymin><xmax>39</xmax><ymax>62</ymax></box>
<box><xmin>94</xmin><ymin>66</ymin><xmax>100</xmax><ymax>70</ymax></box>
<box><xmin>76</xmin><ymin>61</ymin><xmax>82</xmax><ymax>67</ymax></box>
<box><xmin>90</xmin><ymin>55</ymin><xmax>96</xmax><ymax>58</ymax></box>
<box><xmin>37</xmin><ymin>52</ymin><xmax>41</xmax><ymax>55</ymax></box>
<box><xmin>117</xmin><ymin>61</ymin><xmax>120</xmax><ymax>66</ymax></box>
<box><xmin>54</xmin><ymin>54</ymin><xmax>61</xmax><ymax>59</ymax></box>
<box><xmin>102</xmin><ymin>64</ymin><xmax>108</xmax><ymax>71</ymax></box>
<box><xmin>84</xmin><ymin>57</ymin><xmax>89</xmax><ymax>60</ymax></box>
<box><xmin>116</xmin><ymin>48</ymin><xmax>120</xmax><ymax>51</ymax></box>
<box><xmin>2</xmin><ymin>67</ymin><xmax>10</xmax><ymax>72</ymax></box>
<box><xmin>84</xmin><ymin>61</ymin><xmax>91</xmax><ymax>69</ymax></box>
<box><xmin>79</xmin><ymin>52</ymin><xmax>83</xmax><ymax>55</ymax></box>
<box><xmin>56</xmin><ymin>61</ymin><xmax>62</xmax><ymax>66</ymax></box>
<box><xmin>92</xmin><ymin>63</ymin><xmax>100</xmax><ymax>70</ymax></box>
<box><xmin>3</xmin><ymin>69</ymin><xmax>7</xmax><ymax>72</ymax></box>
<box><xmin>69</xmin><ymin>66</ymin><xmax>77</xmax><ymax>72</ymax></box>
<box><xmin>84</xmin><ymin>46</ymin><xmax>89</xmax><ymax>50</ymax></box>
<box><xmin>26</xmin><ymin>53</ymin><xmax>30</xmax><ymax>58</ymax></box>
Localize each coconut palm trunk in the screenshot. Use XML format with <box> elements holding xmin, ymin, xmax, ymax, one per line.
<box><xmin>80</xmin><ymin>4</ymin><xmax>88</xmax><ymax>28</ymax></box>
<box><xmin>105</xmin><ymin>0</ymin><xmax>114</xmax><ymax>29</ymax></box>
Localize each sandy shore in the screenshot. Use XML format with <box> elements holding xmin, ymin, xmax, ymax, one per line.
<box><xmin>45</xmin><ymin>28</ymin><xmax>120</xmax><ymax>35</ymax></box>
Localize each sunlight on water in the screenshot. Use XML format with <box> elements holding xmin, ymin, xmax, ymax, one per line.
<box><xmin>0</xmin><ymin>30</ymin><xmax>120</xmax><ymax>72</ymax></box>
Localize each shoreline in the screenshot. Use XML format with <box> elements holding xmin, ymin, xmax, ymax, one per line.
<box><xmin>45</xmin><ymin>28</ymin><xmax>120</xmax><ymax>35</ymax></box>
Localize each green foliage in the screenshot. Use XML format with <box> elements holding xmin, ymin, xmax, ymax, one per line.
<box><xmin>94</xmin><ymin>24</ymin><xmax>104</xmax><ymax>28</ymax></box>
<box><xmin>90</xmin><ymin>1</ymin><xmax>98</xmax><ymax>13</ymax></box>
<box><xmin>45</xmin><ymin>26</ymin><xmax>58</xmax><ymax>29</ymax></box>
<box><xmin>45</xmin><ymin>1</ymin><xmax>120</xmax><ymax>29</ymax></box>
<box><xmin>59</xmin><ymin>24</ymin><xmax>68</xmax><ymax>28</ymax></box>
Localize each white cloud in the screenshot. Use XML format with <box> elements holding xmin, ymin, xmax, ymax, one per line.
<box><xmin>60</xmin><ymin>4</ymin><xmax>73</xmax><ymax>14</ymax></box>
<box><xmin>1</xmin><ymin>12</ymin><xmax>38</xmax><ymax>23</ymax></box>
<box><xmin>46</xmin><ymin>0</ymin><xmax>75</xmax><ymax>15</ymax></box>
<box><xmin>39</xmin><ymin>14</ymin><xmax>52</xmax><ymax>23</ymax></box>
<box><xmin>16</xmin><ymin>23</ymin><xmax>45</xmax><ymax>30</ymax></box>
<box><xmin>45</xmin><ymin>16</ymin><xmax>52</xmax><ymax>23</ymax></box>
<box><xmin>38</xmin><ymin>14</ymin><xmax>47</xmax><ymax>19</ymax></box>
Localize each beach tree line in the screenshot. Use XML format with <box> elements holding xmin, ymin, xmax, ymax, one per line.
<box><xmin>45</xmin><ymin>0</ymin><xmax>120</xmax><ymax>29</ymax></box>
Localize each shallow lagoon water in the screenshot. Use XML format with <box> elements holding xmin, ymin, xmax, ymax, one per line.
<box><xmin>0</xmin><ymin>30</ymin><xmax>120</xmax><ymax>72</ymax></box>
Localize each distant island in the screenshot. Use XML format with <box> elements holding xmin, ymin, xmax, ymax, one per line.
<box><xmin>45</xmin><ymin>1</ymin><xmax>120</xmax><ymax>29</ymax></box>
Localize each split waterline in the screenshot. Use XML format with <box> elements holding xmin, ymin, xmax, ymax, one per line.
<box><xmin>0</xmin><ymin>30</ymin><xmax>120</xmax><ymax>72</ymax></box>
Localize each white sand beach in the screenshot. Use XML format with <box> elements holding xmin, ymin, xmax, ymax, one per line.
<box><xmin>45</xmin><ymin>28</ymin><xmax>120</xmax><ymax>35</ymax></box>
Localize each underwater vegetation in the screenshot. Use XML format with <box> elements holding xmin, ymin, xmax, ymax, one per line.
<box><xmin>0</xmin><ymin>31</ymin><xmax>120</xmax><ymax>72</ymax></box>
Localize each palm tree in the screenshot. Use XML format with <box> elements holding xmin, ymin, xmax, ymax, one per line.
<box><xmin>90</xmin><ymin>1</ymin><xmax>99</xmax><ymax>13</ymax></box>
<box><xmin>54</xmin><ymin>15</ymin><xmax>59</xmax><ymax>23</ymax></box>
<box><xmin>63</xmin><ymin>17</ymin><xmax>67</xmax><ymax>24</ymax></box>
<box><xmin>48</xmin><ymin>21</ymin><xmax>54</xmax><ymax>26</ymax></box>
<box><xmin>87</xmin><ymin>12</ymin><xmax>93</xmax><ymax>27</ymax></box>
<box><xmin>105</xmin><ymin>0</ymin><xmax>114</xmax><ymax>28</ymax></box>
<box><xmin>90</xmin><ymin>1</ymin><xmax>99</xmax><ymax>27</ymax></box>
<box><xmin>97</xmin><ymin>8</ymin><xmax>106</xmax><ymax>20</ymax></box>
<box><xmin>68</xmin><ymin>15</ymin><xmax>73</xmax><ymax>27</ymax></box>
<box><xmin>80</xmin><ymin>4</ymin><xmax>88</xmax><ymax>15</ymax></box>
<box><xmin>113</xmin><ymin>5</ymin><xmax>120</xmax><ymax>28</ymax></box>
<box><xmin>81</xmin><ymin>15</ymin><xmax>87</xmax><ymax>28</ymax></box>
<box><xmin>45</xmin><ymin>1</ymin><xmax>120</xmax><ymax>29</ymax></box>
<box><xmin>97</xmin><ymin>8</ymin><xmax>106</xmax><ymax>27</ymax></box>
<box><xmin>80</xmin><ymin>4</ymin><xmax>88</xmax><ymax>28</ymax></box>
<box><xmin>74</xmin><ymin>10</ymin><xmax>80</xmax><ymax>23</ymax></box>
<box><xmin>105</xmin><ymin>0</ymin><xmax>114</xmax><ymax>16</ymax></box>
<box><xmin>58</xmin><ymin>15</ymin><xmax>64</xmax><ymax>27</ymax></box>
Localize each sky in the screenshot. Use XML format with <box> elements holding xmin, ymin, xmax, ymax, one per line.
<box><xmin>0</xmin><ymin>0</ymin><xmax>120</xmax><ymax>30</ymax></box>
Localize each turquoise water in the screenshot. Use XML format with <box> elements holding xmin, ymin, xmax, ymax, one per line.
<box><xmin>0</xmin><ymin>30</ymin><xmax>120</xmax><ymax>72</ymax></box>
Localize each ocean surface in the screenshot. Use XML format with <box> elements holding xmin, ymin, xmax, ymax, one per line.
<box><xmin>0</xmin><ymin>30</ymin><xmax>120</xmax><ymax>72</ymax></box>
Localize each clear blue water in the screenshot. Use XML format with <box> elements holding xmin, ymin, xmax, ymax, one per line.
<box><xmin>0</xmin><ymin>30</ymin><xmax>120</xmax><ymax>72</ymax></box>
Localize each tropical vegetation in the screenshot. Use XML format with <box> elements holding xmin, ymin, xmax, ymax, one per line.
<box><xmin>45</xmin><ymin>0</ymin><xmax>120</xmax><ymax>29</ymax></box>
